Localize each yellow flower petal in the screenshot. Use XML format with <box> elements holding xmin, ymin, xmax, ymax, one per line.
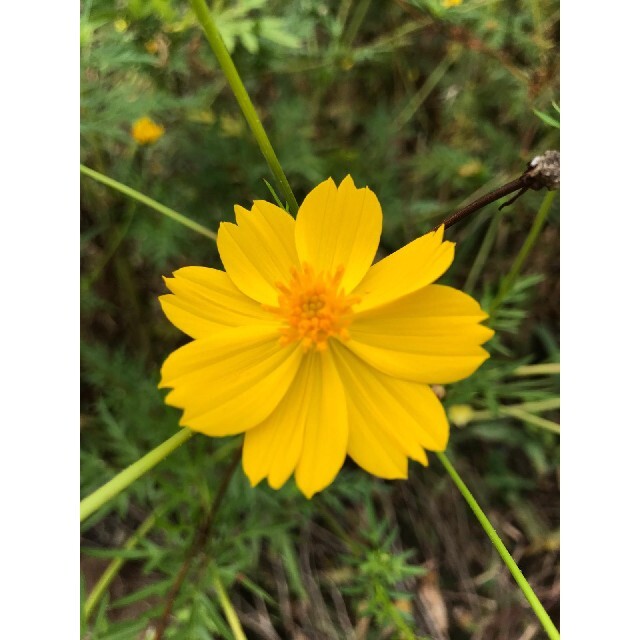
<box><xmin>159</xmin><ymin>267</ymin><xmax>277</xmax><ymax>338</ymax></box>
<box><xmin>217</xmin><ymin>201</ymin><xmax>299</xmax><ymax>306</ymax></box>
<box><xmin>293</xmin><ymin>351</ymin><xmax>349</xmax><ymax>498</ymax></box>
<box><xmin>332</xmin><ymin>342</ymin><xmax>449</xmax><ymax>478</ymax></box>
<box><xmin>295</xmin><ymin>176</ymin><xmax>382</xmax><ymax>293</ymax></box>
<box><xmin>347</xmin><ymin>285</ymin><xmax>494</xmax><ymax>384</ymax></box>
<box><xmin>348</xmin><ymin>284</ymin><xmax>494</xmax><ymax>384</ymax></box>
<box><xmin>353</xmin><ymin>225</ymin><xmax>454</xmax><ymax>312</ymax></box>
<box><xmin>159</xmin><ymin>325</ymin><xmax>303</xmax><ymax>436</ymax></box>
<box><xmin>241</xmin><ymin>354</ymin><xmax>314</xmax><ymax>490</ymax></box>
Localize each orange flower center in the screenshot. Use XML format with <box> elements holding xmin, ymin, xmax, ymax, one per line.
<box><xmin>267</xmin><ymin>263</ymin><xmax>360</xmax><ymax>352</ymax></box>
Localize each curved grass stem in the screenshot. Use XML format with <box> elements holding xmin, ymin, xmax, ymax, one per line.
<box><xmin>188</xmin><ymin>0</ymin><xmax>299</xmax><ymax>215</ymax></box>
<box><xmin>489</xmin><ymin>190</ymin><xmax>557</xmax><ymax>316</ymax></box>
<box><xmin>498</xmin><ymin>406</ymin><xmax>560</xmax><ymax>434</ymax></box>
<box><xmin>436</xmin><ymin>452</ymin><xmax>560</xmax><ymax>640</ymax></box>
<box><xmin>80</xmin><ymin>429</ymin><xmax>194</xmax><ymax>523</ymax></box>
<box><xmin>514</xmin><ymin>363</ymin><xmax>560</xmax><ymax>376</ymax></box>
<box><xmin>83</xmin><ymin>509</ymin><xmax>160</xmax><ymax>619</ymax></box>
<box><xmin>213</xmin><ymin>568</ymin><xmax>248</xmax><ymax>640</ymax></box>
<box><xmin>80</xmin><ymin>164</ymin><xmax>218</xmax><ymax>241</ymax></box>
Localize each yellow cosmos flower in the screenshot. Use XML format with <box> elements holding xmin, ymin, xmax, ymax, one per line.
<box><xmin>159</xmin><ymin>177</ymin><xmax>493</xmax><ymax>498</ymax></box>
<box><xmin>131</xmin><ymin>116</ymin><xmax>165</xmax><ymax>145</ymax></box>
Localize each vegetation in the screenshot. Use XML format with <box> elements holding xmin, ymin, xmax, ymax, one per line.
<box><xmin>81</xmin><ymin>1</ymin><xmax>560</xmax><ymax>638</ymax></box>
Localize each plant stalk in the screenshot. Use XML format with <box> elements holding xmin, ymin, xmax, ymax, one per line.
<box><xmin>154</xmin><ymin>446</ymin><xmax>243</xmax><ymax>639</ymax></box>
<box><xmin>213</xmin><ymin>568</ymin><xmax>248</xmax><ymax>640</ymax></box>
<box><xmin>188</xmin><ymin>0</ymin><xmax>299</xmax><ymax>214</ymax></box>
<box><xmin>80</xmin><ymin>429</ymin><xmax>194</xmax><ymax>522</ymax></box>
<box><xmin>83</xmin><ymin>510</ymin><xmax>159</xmax><ymax>619</ymax></box>
<box><xmin>436</xmin><ymin>452</ymin><xmax>560</xmax><ymax>640</ymax></box>
<box><xmin>80</xmin><ymin>164</ymin><xmax>217</xmax><ymax>241</ymax></box>
<box><xmin>489</xmin><ymin>190</ymin><xmax>557</xmax><ymax>316</ymax></box>
<box><xmin>514</xmin><ymin>363</ymin><xmax>560</xmax><ymax>376</ymax></box>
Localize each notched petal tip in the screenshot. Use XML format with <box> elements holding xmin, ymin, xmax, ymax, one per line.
<box><xmin>299</xmin><ymin>485</ymin><xmax>318</xmax><ymax>500</ymax></box>
<box><xmin>410</xmin><ymin>447</ymin><xmax>428</xmax><ymax>466</ymax></box>
<box><xmin>158</xmin><ymin>293</ymin><xmax>172</xmax><ymax>308</ymax></box>
<box><xmin>233</xmin><ymin>204</ymin><xmax>251</xmax><ymax>222</ymax></box>
<box><xmin>433</xmin><ymin>224</ymin><xmax>445</xmax><ymax>241</ymax></box>
<box><xmin>480</xmin><ymin>325</ymin><xmax>495</xmax><ymax>341</ymax></box>
<box><xmin>430</xmin><ymin>224</ymin><xmax>457</xmax><ymax>251</ymax></box>
<box><xmin>157</xmin><ymin>364</ymin><xmax>174</xmax><ymax>390</ymax></box>
<box><xmin>301</xmin><ymin>177</ymin><xmax>338</xmax><ymax>203</ymax></box>
<box><xmin>241</xmin><ymin>449</ymin><xmax>265</xmax><ymax>488</ymax></box>
<box><xmin>338</xmin><ymin>174</ymin><xmax>356</xmax><ymax>190</ymax></box>
<box><xmin>266</xmin><ymin>473</ymin><xmax>290</xmax><ymax>491</ymax></box>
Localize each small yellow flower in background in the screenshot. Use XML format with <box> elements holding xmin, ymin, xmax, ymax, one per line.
<box><xmin>159</xmin><ymin>177</ymin><xmax>493</xmax><ymax>498</ymax></box>
<box><xmin>458</xmin><ymin>159</ymin><xmax>483</xmax><ymax>178</ymax></box>
<box><xmin>131</xmin><ymin>116</ymin><xmax>165</xmax><ymax>145</ymax></box>
<box><xmin>448</xmin><ymin>404</ymin><xmax>475</xmax><ymax>427</ymax></box>
<box><xmin>145</xmin><ymin>39</ymin><xmax>159</xmax><ymax>54</ymax></box>
<box><xmin>442</xmin><ymin>0</ymin><xmax>463</xmax><ymax>7</ymax></box>
<box><xmin>114</xmin><ymin>18</ymin><xmax>128</xmax><ymax>33</ymax></box>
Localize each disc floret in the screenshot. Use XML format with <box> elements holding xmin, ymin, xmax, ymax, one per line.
<box><xmin>267</xmin><ymin>263</ymin><xmax>360</xmax><ymax>351</ymax></box>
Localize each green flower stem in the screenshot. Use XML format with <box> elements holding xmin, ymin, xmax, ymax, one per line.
<box><xmin>464</xmin><ymin>209</ymin><xmax>502</xmax><ymax>293</ymax></box>
<box><xmin>514</xmin><ymin>363</ymin><xmax>560</xmax><ymax>376</ymax></box>
<box><xmin>80</xmin><ymin>164</ymin><xmax>218</xmax><ymax>241</ymax></box>
<box><xmin>498</xmin><ymin>406</ymin><xmax>560</xmax><ymax>434</ymax></box>
<box><xmin>80</xmin><ymin>429</ymin><xmax>194</xmax><ymax>523</ymax></box>
<box><xmin>341</xmin><ymin>0</ymin><xmax>372</xmax><ymax>48</ymax></box>
<box><xmin>213</xmin><ymin>569</ymin><xmax>248</xmax><ymax>640</ymax></box>
<box><xmin>393</xmin><ymin>51</ymin><xmax>456</xmax><ymax>131</ymax></box>
<box><xmin>436</xmin><ymin>452</ymin><xmax>560</xmax><ymax>640</ymax></box>
<box><xmin>489</xmin><ymin>190</ymin><xmax>557</xmax><ymax>316</ymax></box>
<box><xmin>470</xmin><ymin>397</ymin><xmax>560</xmax><ymax>421</ymax></box>
<box><xmin>83</xmin><ymin>509</ymin><xmax>159</xmax><ymax>619</ymax></box>
<box><xmin>188</xmin><ymin>0</ymin><xmax>299</xmax><ymax>215</ymax></box>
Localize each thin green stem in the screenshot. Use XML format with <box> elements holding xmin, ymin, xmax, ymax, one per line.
<box><xmin>83</xmin><ymin>510</ymin><xmax>160</xmax><ymax>619</ymax></box>
<box><xmin>364</xmin><ymin>17</ymin><xmax>432</xmax><ymax>55</ymax></box>
<box><xmin>499</xmin><ymin>406</ymin><xmax>560</xmax><ymax>434</ymax></box>
<box><xmin>80</xmin><ymin>164</ymin><xmax>218</xmax><ymax>241</ymax></box>
<box><xmin>154</xmin><ymin>447</ymin><xmax>242</xmax><ymax>639</ymax></box>
<box><xmin>514</xmin><ymin>363</ymin><xmax>560</xmax><ymax>376</ymax></box>
<box><xmin>213</xmin><ymin>569</ymin><xmax>248</xmax><ymax>640</ymax></box>
<box><xmin>85</xmin><ymin>203</ymin><xmax>136</xmax><ymax>287</ymax></box>
<box><xmin>383</xmin><ymin>591</ymin><xmax>416</xmax><ymax>639</ymax></box>
<box><xmin>341</xmin><ymin>0</ymin><xmax>372</xmax><ymax>48</ymax></box>
<box><xmin>489</xmin><ymin>190</ymin><xmax>556</xmax><ymax>316</ymax></box>
<box><xmin>471</xmin><ymin>397</ymin><xmax>560</xmax><ymax>421</ymax></box>
<box><xmin>337</xmin><ymin>0</ymin><xmax>354</xmax><ymax>36</ymax></box>
<box><xmin>392</xmin><ymin>52</ymin><xmax>456</xmax><ymax>131</ymax></box>
<box><xmin>80</xmin><ymin>429</ymin><xmax>194</xmax><ymax>522</ymax></box>
<box><xmin>436</xmin><ymin>452</ymin><xmax>560</xmax><ymax>640</ymax></box>
<box><xmin>188</xmin><ymin>0</ymin><xmax>298</xmax><ymax>215</ymax></box>
<box><xmin>464</xmin><ymin>211</ymin><xmax>502</xmax><ymax>293</ymax></box>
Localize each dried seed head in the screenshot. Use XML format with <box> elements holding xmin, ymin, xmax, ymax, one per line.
<box><xmin>526</xmin><ymin>150</ymin><xmax>560</xmax><ymax>191</ymax></box>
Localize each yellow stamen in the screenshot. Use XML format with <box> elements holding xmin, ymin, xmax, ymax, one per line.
<box><xmin>265</xmin><ymin>263</ymin><xmax>360</xmax><ymax>352</ymax></box>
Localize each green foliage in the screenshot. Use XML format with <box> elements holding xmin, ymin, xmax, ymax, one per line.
<box><xmin>340</xmin><ymin>497</ymin><xmax>426</xmax><ymax>633</ymax></box>
<box><xmin>533</xmin><ymin>102</ymin><xmax>560</xmax><ymax>129</ymax></box>
<box><xmin>81</xmin><ymin>0</ymin><xmax>559</xmax><ymax>637</ymax></box>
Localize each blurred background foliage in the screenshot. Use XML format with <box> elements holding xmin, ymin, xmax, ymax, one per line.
<box><xmin>81</xmin><ymin>0</ymin><xmax>559</xmax><ymax>638</ymax></box>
